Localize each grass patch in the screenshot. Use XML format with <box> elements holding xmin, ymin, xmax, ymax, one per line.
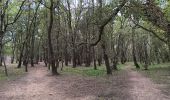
<box><xmin>62</xmin><ymin>66</ymin><xmax>106</xmax><ymax>77</ymax></box>
<box><xmin>0</xmin><ymin>64</ymin><xmax>25</xmax><ymax>81</ymax></box>
<box><xmin>0</xmin><ymin>72</ymin><xmax>7</xmax><ymax>80</ymax></box>
<box><xmin>61</xmin><ymin>63</ymin><xmax>126</xmax><ymax>77</ymax></box>
<box><xmin>139</xmin><ymin>63</ymin><xmax>170</xmax><ymax>96</ymax></box>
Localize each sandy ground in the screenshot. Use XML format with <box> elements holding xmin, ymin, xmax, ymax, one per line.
<box><xmin>127</xmin><ymin>69</ymin><xmax>170</xmax><ymax>100</ymax></box>
<box><xmin>0</xmin><ymin>63</ymin><xmax>169</xmax><ymax>100</ymax></box>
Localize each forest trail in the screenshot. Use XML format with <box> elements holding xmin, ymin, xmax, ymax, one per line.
<box><xmin>125</xmin><ymin>64</ymin><xmax>170</xmax><ymax>100</ymax></box>
<box><xmin>0</xmin><ymin>63</ymin><xmax>169</xmax><ymax>100</ymax></box>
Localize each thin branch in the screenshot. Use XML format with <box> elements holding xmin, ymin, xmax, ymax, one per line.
<box><xmin>34</xmin><ymin>0</ymin><xmax>50</xmax><ymax>9</ymax></box>
<box><xmin>5</xmin><ymin>0</ymin><xmax>26</xmax><ymax>27</ymax></box>
<box><xmin>90</xmin><ymin>0</ymin><xmax>127</xmax><ymax>46</ymax></box>
<box><xmin>133</xmin><ymin>21</ymin><xmax>167</xmax><ymax>44</ymax></box>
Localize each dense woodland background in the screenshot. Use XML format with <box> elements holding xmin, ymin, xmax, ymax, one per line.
<box><xmin>0</xmin><ymin>0</ymin><xmax>170</xmax><ymax>76</ymax></box>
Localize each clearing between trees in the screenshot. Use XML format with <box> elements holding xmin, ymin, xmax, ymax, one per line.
<box><xmin>1</xmin><ymin>0</ymin><xmax>170</xmax><ymax>99</ymax></box>
<box><xmin>0</xmin><ymin>63</ymin><xmax>169</xmax><ymax>100</ymax></box>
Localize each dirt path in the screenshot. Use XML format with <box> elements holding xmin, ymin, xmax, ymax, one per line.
<box><xmin>126</xmin><ymin>65</ymin><xmax>170</xmax><ymax>100</ymax></box>
<box><xmin>0</xmin><ymin>63</ymin><xmax>169</xmax><ymax>100</ymax></box>
<box><xmin>0</xmin><ymin>63</ymin><xmax>131</xmax><ymax>100</ymax></box>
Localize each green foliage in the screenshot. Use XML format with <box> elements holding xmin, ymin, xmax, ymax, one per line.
<box><xmin>148</xmin><ymin>63</ymin><xmax>170</xmax><ymax>69</ymax></box>
<box><xmin>62</xmin><ymin>66</ymin><xmax>106</xmax><ymax>77</ymax></box>
<box><xmin>163</xmin><ymin>1</ymin><xmax>170</xmax><ymax>21</ymax></box>
<box><xmin>62</xmin><ymin>64</ymin><xmax>125</xmax><ymax>76</ymax></box>
<box><xmin>3</xmin><ymin>43</ymin><xmax>12</xmax><ymax>55</ymax></box>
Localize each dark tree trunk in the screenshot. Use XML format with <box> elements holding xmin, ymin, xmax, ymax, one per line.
<box><xmin>94</xmin><ymin>59</ymin><xmax>97</xmax><ymax>70</ymax></box>
<box><xmin>0</xmin><ymin>34</ymin><xmax>3</xmax><ymax>66</ymax></box>
<box><xmin>93</xmin><ymin>47</ymin><xmax>97</xmax><ymax>70</ymax></box>
<box><xmin>48</xmin><ymin>0</ymin><xmax>58</xmax><ymax>75</ymax></box>
<box><xmin>11</xmin><ymin>38</ymin><xmax>16</xmax><ymax>64</ymax></box>
<box><xmin>113</xmin><ymin>62</ymin><xmax>118</xmax><ymax>70</ymax></box>
<box><xmin>85</xmin><ymin>45</ymin><xmax>91</xmax><ymax>67</ymax></box>
<box><xmin>64</xmin><ymin>46</ymin><xmax>68</xmax><ymax>66</ymax></box>
<box><xmin>30</xmin><ymin>48</ymin><xmax>34</xmax><ymax>67</ymax></box>
<box><xmin>18</xmin><ymin>2</ymin><xmax>31</xmax><ymax>69</ymax></box>
<box><xmin>132</xmin><ymin>28</ymin><xmax>140</xmax><ymax>69</ymax></box>
<box><xmin>24</xmin><ymin>57</ymin><xmax>28</xmax><ymax>72</ymax></box>
<box><xmin>0</xmin><ymin>8</ymin><xmax>4</xmax><ymax>66</ymax></box>
<box><xmin>30</xmin><ymin>2</ymin><xmax>40</xmax><ymax>67</ymax></box>
<box><xmin>23</xmin><ymin>46</ymin><xmax>29</xmax><ymax>72</ymax></box>
<box><xmin>144</xmin><ymin>41</ymin><xmax>149</xmax><ymax>70</ymax></box>
<box><xmin>17</xmin><ymin>43</ymin><xmax>25</xmax><ymax>68</ymax></box>
<box><xmin>77</xmin><ymin>51</ymin><xmax>82</xmax><ymax>66</ymax></box>
<box><xmin>120</xmin><ymin>51</ymin><xmax>127</xmax><ymax>64</ymax></box>
<box><xmin>98</xmin><ymin>57</ymin><xmax>102</xmax><ymax>66</ymax></box>
<box><xmin>102</xmin><ymin>43</ymin><xmax>112</xmax><ymax>75</ymax></box>
<box><xmin>11</xmin><ymin>53</ymin><xmax>15</xmax><ymax>64</ymax></box>
<box><xmin>66</xmin><ymin>0</ymin><xmax>76</xmax><ymax>68</ymax></box>
<box><xmin>3</xmin><ymin>58</ymin><xmax>8</xmax><ymax>76</ymax></box>
<box><xmin>43</xmin><ymin>47</ymin><xmax>48</xmax><ymax>67</ymax></box>
<box><xmin>61</xmin><ymin>60</ymin><xmax>64</xmax><ymax>71</ymax></box>
<box><xmin>154</xmin><ymin>47</ymin><xmax>160</xmax><ymax>64</ymax></box>
<box><xmin>132</xmin><ymin>46</ymin><xmax>140</xmax><ymax>69</ymax></box>
<box><xmin>167</xmin><ymin>24</ymin><xmax>170</xmax><ymax>61</ymax></box>
<box><xmin>64</xmin><ymin>57</ymin><xmax>68</xmax><ymax>66</ymax></box>
<box><xmin>92</xmin><ymin>0</ymin><xmax>97</xmax><ymax>70</ymax></box>
<box><xmin>112</xmin><ymin>58</ymin><xmax>118</xmax><ymax>70</ymax></box>
<box><xmin>0</xmin><ymin>44</ymin><xmax>2</xmax><ymax>66</ymax></box>
<box><xmin>72</xmin><ymin>49</ymin><xmax>77</xmax><ymax>68</ymax></box>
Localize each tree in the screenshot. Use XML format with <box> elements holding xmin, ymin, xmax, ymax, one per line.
<box><xmin>47</xmin><ymin>0</ymin><xmax>59</xmax><ymax>75</ymax></box>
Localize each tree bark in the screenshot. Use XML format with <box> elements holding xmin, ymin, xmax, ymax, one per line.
<box><xmin>17</xmin><ymin>43</ymin><xmax>24</xmax><ymax>68</ymax></box>
<box><xmin>102</xmin><ymin>43</ymin><xmax>112</xmax><ymax>75</ymax></box>
<box><xmin>0</xmin><ymin>40</ymin><xmax>2</xmax><ymax>66</ymax></box>
<box><xmin>144</xmin><ymin>41</ymin><xmax>149</xmax><ymax>70</ymax></box>
<box><xmin>30</xmin><ymin>1</ymin><xmax>41</xmax><ymax>67</ymax></box>
<box><xmin>132</xmin><ymin>27</ymin><xmax>140</xmax><ymax>69</ymax></box>
<box><xmin>93</xmin><ymin>47</ymin><xmax>97</xmax><ymax>70</ymax></box>
<box><xmin>167</xmin><ymin>24</ymin><xmax>170</xmax><ymax>61</ymax></box>
<box><xmin>48</xmin><ymin>0</ymin><xmax>59</xmax><ymax>75</ymax></box>
<box><xmin>2</xmin><ymin>57</ymin><xmax>8</xmax><ymax>76</ymax></box>
<box><xmin>11</xmin><ymin>45</ymin><xmax>15</xmax><ymax>64</ymax></box>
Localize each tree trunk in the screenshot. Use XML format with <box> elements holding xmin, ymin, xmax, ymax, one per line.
<box><xmin>154</xmin><ymin>45</ymin><xmax>160</xmax><ymax>64</ymax></box>
<box><xmin>30</xmin><ymin>39</ymin><xmax>35</xmax><ymax>67</ymax></box>
<box><xmin>23</xmin><ymin>46</ymin><xmax>29</xmax><ymax>72</ymax></box>
<box><xmin>0</xmin><ymin>44</ymin><xmax>2</xmax><ymax>66</ymax></box>
<box><xmin>43</xmin><ymin>47</ymin><xmax>48</xmax><ymax>67</ymax></box>
<box><xmin>113</xmin><ymin>61</ymin><xmax>118</xmax><ymax>71</ymax></box>
<box><xmin>85</xmin><ymin>45</ymin><xmax>91</xmax><ymax>67</ymax></box>
<box><xmin>72</xmin><ymin>49</ymin><xmax>77</xmax><ymax>68</ymax></box>
<box><xmin>98</xmin><ymin>57</ymin><xmax>102</xmax><ymax>66</ymax></box>
<box><xmin>102</xmin><ymin>43</ymin><xmax>112</xmax><ymax>75</ymax></box>
<box><xmin>11</xmin><ymin>47</ymin><xmax>15</xmax><ymax>64</ymax></box>
<box><xmin>167</xmin><ymin>24</ymin><xmax>170</xmax><ymax>61</ymax></box>
<box><xmin>3</xmin><ymin>58</ymin><xmax>8</xmax><ymax>76</ymax></box>
<box><xmin>93</xmin><ymin>47</ymin><xmax>97</xmax><ymax>70</ymax></box>
<box><xmin>17</xmin><ymin>44</ymin><xmax>24</xmax><ymax>68</ymax></box>
<box><xmin>0</xmin><ymin>5</ymin><xmax>4</xmax><ymax>66</ymax></box>
<box><xmin>30</xmin><ymin>2</ymin><xmax>40</xmax><ymax>67</ymax></box>
<box><xmin>132</xmin><ymin>28</ymin><xmax>140</xmax><ymax>69</ymax></box>
<box><xmin>144</xmin><ymin>41</ymin><xmax>149</xmax><ymax>70</ymax></box>
<box><xmin>64</xmin><ymin>47</ymin><xmax>68</xmax><ymax>66</ymax></box>
<box><xmin>0</xmin><ymin>33</ymin><xmax>3</xmax><ymax>66</ymax></box>
<box><xmin>48</xmin><ymin>0</ymin><xmax>58</xmax><ymax>75</ymax></box>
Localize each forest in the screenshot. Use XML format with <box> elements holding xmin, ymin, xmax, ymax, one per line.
<box><xmin>0</xmin><ymin>0</ymin><xmax>170</xmax><ymax>100</ymax></box>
